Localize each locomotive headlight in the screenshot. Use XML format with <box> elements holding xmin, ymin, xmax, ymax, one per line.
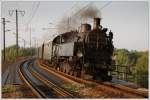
<box><xmin>77</xmin><ymin>51</ymin><xmax>83</xmax><ymax>58</ymax></box>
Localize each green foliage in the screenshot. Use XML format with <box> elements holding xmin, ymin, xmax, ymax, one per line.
<box><xmin>2</xmin><ymin>45</ymin><xmax>36</xmax><ymax>62</ymax></box>
<box><xmin>136</xmin><ymin>52</ymin><xmax>148</xmax><ymax>74</ymax></box>
<box><xmin>114</xmin><ymin>49</ymin><xmax>148</xmax><ymax>88</ymax></box>
<box><xmin>115</xmin><ymin>49</ymin><xmax>129</xmax><ymax>65</ymax></box>
<box><xmin>61</xmin><ymin>84</ymin><xmax>79</xmax><ymax>93</ymax></box>
<box><xmin>135</xmin><ymin>52</ymin><xmax>148</xmax><ymax>88</ymax></box>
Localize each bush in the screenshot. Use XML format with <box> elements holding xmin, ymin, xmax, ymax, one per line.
<box><xmin>2</xmin><ymin>45</ymin><xmax>36</xmax><ymax>62</ymax></box>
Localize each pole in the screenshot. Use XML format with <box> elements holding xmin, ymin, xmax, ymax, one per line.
<box><xmin>30</xmin><ymin>27</ymin><xmax>31</xmax><ymax>48</ymax></box>
<box><xmin>16</xmin><ymin>9</ymin><xmax>19</xmax><ymax>56</ymax></box>
<box><xmin>22</xmin><ymin>39</ymin><xmax>25</xmax><ymax>49</ymax></box>
<box><xmin>34</xmin><ymin>38</ymin><xmax>36</xmax><ymax>56</ymax></box>
<box><xmin>68</xmin><ymin>17</ymin><xmax>70</xmax><ymax>31</ymax></box>
<box><xmin>24</xmin><ymin>40</ymin><xmax>25</xmax><ymax>49</ymax></box>
<box><xmin>34</xmin><ymin>38</ymin><xmax>36</xmax><ymax>48</ymax></box>
<box><xmin>9</xmin><ymin>9</ymin><xmax>25</xmax><ymax>56</ymax></box>
<box><xmin>2</xmin><ymin>18</ymin><xmax>6</xmax><ymax>62</ymax></box>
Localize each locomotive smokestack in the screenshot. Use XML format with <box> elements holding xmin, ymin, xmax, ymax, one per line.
<box><xmin>80</xmin><ymin>24</ymin><xmax>91</xmax><ymax>33</ymax></box>
<box><xmin>93</xmin><ymin>17</ymin><xmax>101</xmax><ymax>30</ymax></box>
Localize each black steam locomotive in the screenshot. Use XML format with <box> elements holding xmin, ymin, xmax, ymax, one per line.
<box><xmin>38</xmin><ymin>17</ymin><xmax>115</xmax><ymax>81</ymax></box>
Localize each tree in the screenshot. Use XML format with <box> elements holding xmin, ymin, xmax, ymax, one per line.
<box><xmin>113</xmin><ymin>49</ymin><xmax>148</xmax><ymax>88</ymax></box>
<box><xmin>135</xmin><ymin>51</ymin><xmax>148</xmax><ymax>88</ymax></box>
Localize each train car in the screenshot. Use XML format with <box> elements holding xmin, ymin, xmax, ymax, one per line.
<box><xmin>37</xmin><ymin>45</ymin><xmax>43</xmax><ymax>59</ymax></box>
<box><xmin>43</xmin><ymin>41</ymin><xmax>53</xmax><ymax>60</ymax></box>
<box><xmin>40</xmin><ymin>17</ymin><xmax>115</xmax><ymax>81</ymax></box>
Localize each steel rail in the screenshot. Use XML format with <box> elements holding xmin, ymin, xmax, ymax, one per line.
<box><xmin>28</xmin><ymin>62</ymin><xmax>75</xmax><ymax>98</ymax></box>
<box><xmin>3</xmin><ymin>72</ymin><xmax>9</xmax><ymax>85</ymax></box>
<box><xmin>19</xmin><ymin>60</ymin><xmax>47</xmax><ymax>98</ymax></box>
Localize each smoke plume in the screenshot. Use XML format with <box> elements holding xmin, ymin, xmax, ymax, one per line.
<box><xmin>80</xmin><ymin>6</ymin><xmax>100</xmax><ymax>21</ymax></box>
<box><xmin>56</xmin><ymin>5</ymin><xmax>101</xmax><ymax>33</ymax></box>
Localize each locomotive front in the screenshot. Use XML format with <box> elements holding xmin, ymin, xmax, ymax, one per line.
<box><xmin>77</xmin><ymin>17</ymin><xmax>114</xmax><ymax>80</ymax></box>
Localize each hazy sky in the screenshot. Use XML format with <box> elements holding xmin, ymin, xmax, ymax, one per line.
<box><xmin>1</xmin><ymin>1</ymin><xmax>149</xmax><ymax>51</ymax></box>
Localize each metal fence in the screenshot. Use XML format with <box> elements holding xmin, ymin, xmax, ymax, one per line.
<box><xmin>110</xmin><ymin>65</ymin><xmax>148</xmax><ymax>88</ymax></box>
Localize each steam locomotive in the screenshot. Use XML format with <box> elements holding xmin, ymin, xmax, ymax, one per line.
<box><xmin>38</xmin><ymin>17</ymin><xmax>115</xmax><ymax>81</ymax></box>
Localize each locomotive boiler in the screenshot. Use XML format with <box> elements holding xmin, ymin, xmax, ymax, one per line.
<box><xmin>38</xmin><ymin>17</ymin><xmax>115</xmax><ymax>81</ymax></box>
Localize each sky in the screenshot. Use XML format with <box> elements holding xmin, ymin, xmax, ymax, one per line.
<box><xmin>1</xmin><ymin>1</ymin><xmax>149</xmax><ymax>51</ymax></box>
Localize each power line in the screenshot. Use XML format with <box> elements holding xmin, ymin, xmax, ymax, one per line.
<box><xmin>63</xmin><ymin>2</ymin><xmax>94</xmax><ymax>32</ymax></box>
<box><xmin>72</xmin><ymin>2</ymin><xmax>93</xmax><ymax>17</ymax></box>
<box><xmin>26</xmin><ymin>2</ymin><xmax>37</xmax><ymax>25</ymax></box>
<box><xmin>62</xmin><ymin>2</ymin><xmax>79</xmax><ymax>17</ymax></box>
<box><xmin>26</xmin><ymin>1</ymin><xmax>40</xmax><ymax>25</ymax></box>
<box><xmin>25</xmin><ymin>2</ymin><xmax>40</xmax><ymax>48</ymax></box>
<box><xmin>100</xmin><ymin>1</ymin><xmax>112</xmax><ymax>10</ymax></box>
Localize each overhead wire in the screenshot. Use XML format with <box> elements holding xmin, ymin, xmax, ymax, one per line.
<box><xmin>100</xmin><ymin>1</ymin><xmax>112</xmax><ymax>10</ymax></box>
<box><xmin>26</xmin><ymin>1</ymin><xmax>40</xmax><ymax>26</ymax></box>
<box><xmin>71</xmin><ymin>2</ymin><xmax>93</xmax><ymax>18</ymax></box>
<box><xmin>25</xmin><ymin>1</ymin><xmax>40</xmax><ymax>45</ymax></box>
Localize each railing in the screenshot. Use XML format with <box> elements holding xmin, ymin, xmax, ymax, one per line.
<box><xmin>109</xmin><ymin>65</ymin><xmax>148</xmax><ymax>88</ymax></box>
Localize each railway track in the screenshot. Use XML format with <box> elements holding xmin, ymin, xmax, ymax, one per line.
<box><xmin>29</xmin><ymin>63</ymin><xmax>75</xmax><ymax>98</ymax></box>
<box><xmin>19</xmin><ymin>60</ymin><xmax>49</xmax><ymax>98</ymax></box>
<box><xmin>39</xmin><ymin>60</ymin><xmax>148</xmax><ymax>98</ymax></box>
<box><xmin>2</xmin><ymin>70</ymin><xmax>9</xmax><ymax>85</ymax></box>
<box><xmin>19</xmin><ymin>59</ymin><xmax>75</xmax><ymax>98</ymax></box>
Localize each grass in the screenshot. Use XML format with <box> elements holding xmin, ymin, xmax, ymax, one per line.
<box><xmin>2</xmin><ymin>85</ymin><xmax>37</xmax><ymax>98</ymax></box>
<box><xmin>61</xmin><ymin>84</ymin><xmax>80</xmax><ymax>93</ymax></box>
<box><xmin>84</xmin><ymin>83</ymin><xmax>97</xmax><ymax>88</ymax></box>
<box><xmin>61</xmin><ymin>83</ymin><xmax>97</xmax><ymax>94</ymax></box>
<box><xmin>2</xmin><ymin>86</ymin><xmax>16</xmax><ymax>93</ymax></box>
<box><xmin>2</xmin><ymin>45</ymin><xmax>36</xmax><ymax>62</ymax></box>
